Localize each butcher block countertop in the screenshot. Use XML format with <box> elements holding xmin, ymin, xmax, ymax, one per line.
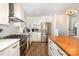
<box><xmin>49</xmin><ymin>36</ymin><xmax>79</xmax><ymax>56</ymax></box>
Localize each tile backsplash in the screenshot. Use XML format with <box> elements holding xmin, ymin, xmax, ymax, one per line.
<box><xmin>0</xmin><ymin>24</ymin><xmax>20</xmax><ymax>38</ymax></box>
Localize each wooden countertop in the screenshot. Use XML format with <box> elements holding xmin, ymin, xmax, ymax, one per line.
<box><xmin>49</xmin><ymin>36</ymin><xmax>79</xmax><ymax>56</ymax></box>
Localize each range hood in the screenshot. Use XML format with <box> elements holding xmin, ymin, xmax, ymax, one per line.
<box><xmin>9</xmin><ymin>17</ymin><xmax>24</xmax><ymax>22</ymax></box>
<box><xmin>9</xmin><ymin>3</ymin><xmax>24</xmax><ymax>22</ymax></box>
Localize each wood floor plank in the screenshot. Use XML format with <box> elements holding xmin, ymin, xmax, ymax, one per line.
<box><xmin>25</xmin><ymin>42</ymin><xmax>48</xmax><ymax>56</ymax></box>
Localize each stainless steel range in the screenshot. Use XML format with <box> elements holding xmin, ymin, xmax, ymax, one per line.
<box><xmin>20</xmin><ymin>35</ymin><xmax>27</xmax><ymax>56</ymax></box>
<box><xmin>20</xmin><ymin>33</ymin><xmax>30</xmax><ymax>56</ymax></box>
<box><xmin>1</xmin><ymin>33</ymin><xmax>30</xmax><ymax>56</ymax></box>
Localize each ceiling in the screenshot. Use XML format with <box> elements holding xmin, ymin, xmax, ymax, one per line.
<box><xmin>20</xmin><ymin>3</ymin><xmax>79</xmax><ymax>16</ymax></box>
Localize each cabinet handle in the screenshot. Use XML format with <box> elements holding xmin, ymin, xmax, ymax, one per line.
<box><xmin>50</xmin><ymin>41</ymin><xmax>52</xmax><ymax>44</ymax></box>
<box><xmin>12</xmin><ymin>45</ymin><xmax>17</xmax><ymax>48</ymax></box>
<box><xmin>57</xmin><ymin>49</ymin><xmax>63</xmax><ymax>56</ymax></box>
<box><xmin>50</xmin><ymin>47</ymin><xmax>52</xmax><ymax>51</ymax></box>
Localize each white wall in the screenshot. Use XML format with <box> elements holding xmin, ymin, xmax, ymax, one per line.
<box><xmin>55</xmin><ymin>14</ymin><xmax>68</xmax><ymax>35</ymax></box>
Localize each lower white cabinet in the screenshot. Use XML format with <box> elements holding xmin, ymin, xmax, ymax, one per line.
<box><xmin>0</xmin><ymin>41</ymin><xmax>20</xmax><ymax>56</ymax></box>
<box><xmin>8</xmin><ymin>42</ymin><xmax>20</xmax><ymax>56</ymax></box>
<box><xmin>0</xmin><ymin>48</ymin><xmax>9</xmax><ymax>56</ymax></box>
<box><xmin>48</xmin><ymin>38</ymin><xmax>67</xmax><ymax>56</ymax></box>
<box><xmin>30</xmin><ymin>32</ymin><xmax>41</xmax><ymax>42</ymax></box>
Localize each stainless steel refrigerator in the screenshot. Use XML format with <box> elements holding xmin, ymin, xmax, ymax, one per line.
<box><xmin>41</xmin><ymin>22</ymin><xmax>51</xmax><ymax>42</ymax></box>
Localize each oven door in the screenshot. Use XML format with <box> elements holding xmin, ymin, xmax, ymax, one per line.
<box><xmin>20</xmin><ymin>36</ymin><xmax>27</xmax><ymax>56</ymax></box>
<box><xmin>20</xmin><ymin>41</ymin><xmax>27</xmax><ymax>56</ymax></box>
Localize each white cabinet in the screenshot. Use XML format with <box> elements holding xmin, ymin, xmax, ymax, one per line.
<box><xmin>14</xmin><ymin>4</ymin><xmax>24</xmax><ymax>21</ymax></box>
<box><xmin>48</xmin><ymin>38</ymin><xmax>59</xmax><ymax>56</ymax></box>
<box><xmin>48</xmin><ymin>38</ymin><xmax>67</xmax><ymax>56</ymax></box>
<box><xmin>0</xmin><ymin>41</ymin><xmax>20</xmax><ymax>56</ymax></box>
<box><xmin>0</xmin><ymin>48</ymin><xmax>9</xmax><ymax>56</ymax></box>
<box><xmin>0</xmin><ymin>3</ymin><xmax>9</xmax><ymax>25</ymax></box>
<box><xmin>30</xmin><ymin>32</ymin><xmax>41</xmax><ymax>42</ymax></box>
<box><xmin>8</xmin><ymin>42</ymin><xmax>20</xmax><ymax>56</ymax></box>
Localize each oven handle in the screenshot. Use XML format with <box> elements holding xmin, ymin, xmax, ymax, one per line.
<box><xmin>20</xmin><ymin>40</ymin><xmax>27</xmax><ymax>47</ymax></box>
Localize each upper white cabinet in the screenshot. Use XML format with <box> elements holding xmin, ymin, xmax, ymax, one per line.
<box><xmin>14</xmin><ymin>3</ymin><xmax>24</xmax><ymax>21</ymax></box>
<box><xmin>0</xmin><ymin>3</ymin><xmax>9</xmax><ymax>25</ymax></box>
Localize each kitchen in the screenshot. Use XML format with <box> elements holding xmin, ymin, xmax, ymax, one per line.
<box><xmin>0</xmin><ymin>3</ymin><xmax>79</xmax><ymax>56</ymax></box>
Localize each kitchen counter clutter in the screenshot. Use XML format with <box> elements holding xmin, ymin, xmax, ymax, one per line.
<box><xmin>0</xmin><ymin>39</ymin><xmax>20</xmax><ymax>56</ymax></box>
<box><xmin>48</xmin><ymin>36</ymin><xmax>79</xmax><ymax>56</ymax></box>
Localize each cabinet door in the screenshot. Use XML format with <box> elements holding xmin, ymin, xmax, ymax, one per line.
<box><xmin>36</xmin><ymin>32</ymin><xmax>41</xmax><ymax>42</ymax></box>
<box><xmin>57</xmin><ymin>48</ymin><xmax>68</xmax><ymax>56</ymax></box>
<box><xmin>31</xmin><ymin>32</ymin><xmax>41</xmax><ymax>42</ymax></box>
<box><xmin>48</xmin><ymin>38</ymin><xmax>67</xmax><ymax>56</ymax></box>
<box><xmin>49</xmin><ymin>38</ymin><xmax>67</xmax><ymax>56</ymax></box>
<box><xmin>9</xmin><ymin>42</ymin><xmax>20</xmax><ymax>56</ymax></box>
<box><xmin>30</xmin><ymin>33</ymin><xmax>37</xmax><ymax>42</ymax></box>
<box><xmin>0</xmin><ymin>49</ymin><xmax>9</xmax><ymax>56</ymax></box>
<box><xmin>0</xmin><ymin>4</ymin><xmax>9</xmax><ymax>25</ymax></box>
<box><xmin>30</xmin><ymin>33</ymin><xmax>35</xmax><ymax>42</ymax></box>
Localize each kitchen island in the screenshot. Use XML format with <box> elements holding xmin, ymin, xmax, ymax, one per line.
<box><xmin>48</xmin><ymin>36</ymin><xmax>79</xmax><ymax>56</ymax></box>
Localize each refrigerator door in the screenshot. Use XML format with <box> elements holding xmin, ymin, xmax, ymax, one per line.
<box><xmin>41</xmin><ymin>22</ymin><xmax>51</xmax><ymax>42</ymax></box>
<box><xmin>41</xmin><ymin>22</ymin><xmax>51</xmax><ymax>34</ymax></box>
<box><xmin>46</xmin><ymin>23</ymin><xmax>51</xmax><ymax>35</ymax></box>
<box><xmin>41</xmin><ymin>23</ymin><xmax>46</xmax><ymax>33</ymax></box>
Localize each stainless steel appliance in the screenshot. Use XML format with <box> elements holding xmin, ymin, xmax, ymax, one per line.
<box><xmin>41</xmin><ymin>22</ymin><xmax>51</xmax><ymax>42</ymax></box>
<box><xmin>20</xmin><ymin>35</ymin><xmax>27</xmax><ymax>56</ymax></box>
<box><xmin>9</xmin><ymin>3</ymin><xmax>24</xmax><ymax>22</ymax></box>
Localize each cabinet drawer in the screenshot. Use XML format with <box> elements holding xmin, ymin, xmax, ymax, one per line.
<box><xmin>10</xmin><ymin>42</ymin><xmax>19</xmax><ymax>49</ymax></box>
<box><xmin>0</xmin><ymin>48</ymin><xmax>9</xmax><ymax>56</ymax></box>
<box><xmin>49</xmin><ymin>39</ymin><xmax>68</xmax><ymax>56</ymax></box>
<box><xmin>49</xmin><ymin>38</ymin><xmax>58</xmax><ymax>49</ymax></box>
<box><xmin>49</xmin><ymin>51</ymin><xmax>53</xmax><ymax>56</ymax></box>
<box><xmin>9</xmin><ymin>42</ymin><xmax>20</xmax><ymax>56</ymax></box>
<box><xmin>57</xmin><ymin>48</ymin><xmax>68</xmax><ymax>56</ymax></box>
<box><xmin>0</xmin><ymin>41</ymin><xmax>20</xmax><ymax>56</ymax></box>
<box><xmin>48</xmin><ymin>38</ymin><xmax>68</xmax><ymax>56</ymax></box>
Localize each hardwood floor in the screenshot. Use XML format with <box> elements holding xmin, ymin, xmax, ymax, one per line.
<box><xmin>25</xmin><ymin>42</ymin><xmax>48</xmax><ymax>56</ymax></box>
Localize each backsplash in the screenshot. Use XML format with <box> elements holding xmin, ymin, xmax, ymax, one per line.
<box><xmin>0</xmin><ymin>24</ymin><xmax>20</xmax><ymax>38</ymax></box>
